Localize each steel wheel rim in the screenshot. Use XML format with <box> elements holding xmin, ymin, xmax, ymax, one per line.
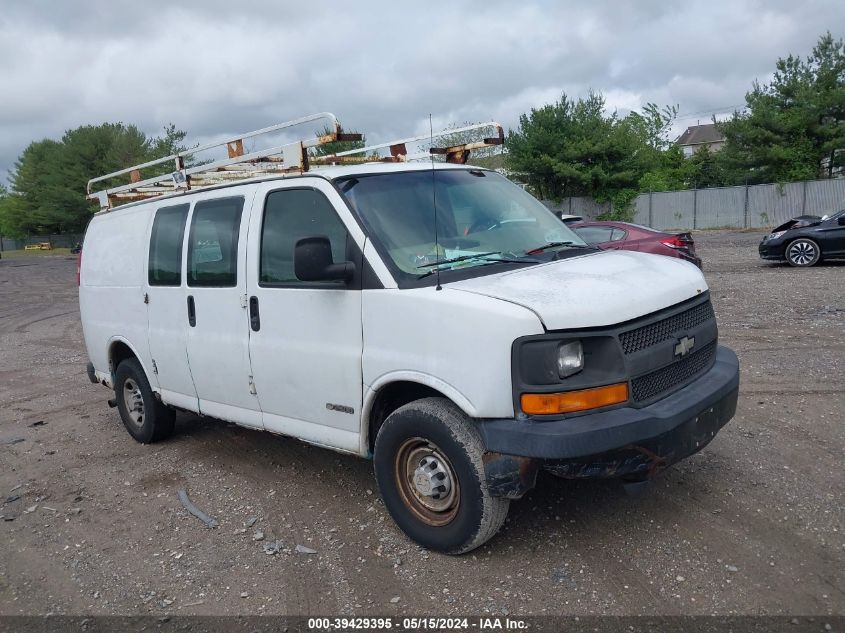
<box><xmin>123</xmin><ymin>378</ymin><xmax>145</xmax><ymax>427</ymax></box>
<box><xmin>394</xmin><ymin>437</ymin><xmax>459</xmax><ymax>527</ymax></box>
<box><xmin>788</xmin><ymin>241</ymin><xmax>816</xmax><ymax>265</ymax></box>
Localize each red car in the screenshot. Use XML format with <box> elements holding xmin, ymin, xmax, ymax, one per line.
<box><xmin>568</xmin><ymin>220</ymin><xmax>702</xmax><ymax>268</ymax></box>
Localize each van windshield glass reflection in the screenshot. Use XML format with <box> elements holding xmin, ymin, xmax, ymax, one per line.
<box><xmin>337</xmin><ymin>170</ymin><xmax>586</xmax><ymax>280</ymax></box>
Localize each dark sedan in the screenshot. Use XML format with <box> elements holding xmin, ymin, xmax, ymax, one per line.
<box><xmin>568</xmin><ymin>220</ymin><xmax>702</xmax><ymax>268</ymax></box>
<box><xmin>759</xmin><ymin>209</ymin><xmax>845</xmax><ymax>266</ymax></box>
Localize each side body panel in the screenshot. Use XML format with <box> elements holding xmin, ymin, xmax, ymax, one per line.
<box><xmin>80</xmin><ymin>205</ymin><xmax>154</xmax><ymax>382</ymax></box>
<box><xmin>246</xmin><ymin>179</ymin><xmax>367</xmax><ymax>453</ymax></box>
<box><xmin>145</xmin><ymin>203</ymin><xmax>198</xmax><ymax>412</ymax></box>
<box><xmin>814</xmin><ymin>218</ymin><xmax>845</xmax><ymax>254</ymax></box>
<box><xmin>184</xmin><ymin>187</ymin><xmax>262</xmax><ymax>428</ymax></box>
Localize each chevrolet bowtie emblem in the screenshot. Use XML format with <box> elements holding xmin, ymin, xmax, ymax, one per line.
<box><xmin>674</xmin><ymin>336</ymin><xmax>695</xmax><ymax>357</ymax></box>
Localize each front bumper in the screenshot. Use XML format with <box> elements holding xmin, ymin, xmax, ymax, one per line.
<box><xmin>758</xmin><ymin>239</ymin><xmax>786</xmax><ymax>260</ymax></box>
<box><xmin>478</xmin><ymin>346</ymin><xmax>740</xmax><ymax>497</ymax></box>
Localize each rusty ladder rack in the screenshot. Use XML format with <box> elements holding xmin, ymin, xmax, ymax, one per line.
<box><xmin>309</xmin><ymin>121</ymin><xmax>505</xmax><ymax>166</ymax></box>
<box><xmin>86</xmin><ymin>112</ymin><xmax>356</xmax><ymax>210</ymax></box>
<box><xmin>87</xmin><ymin>114</ymin><xmax>504</xmax><ymax>210</ymax></box>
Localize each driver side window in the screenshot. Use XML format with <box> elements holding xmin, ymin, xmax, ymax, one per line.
<box><xmin>260</xmin><ymin>188</ymin><xmax>349</xmax><ymax>286</ymax></box>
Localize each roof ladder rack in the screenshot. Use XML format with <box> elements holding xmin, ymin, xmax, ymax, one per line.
<box><xmin>310</xmin><ymin>121</ymin><xmax>504</xmax><ymax>166</ymax></box>
<box><xmin>87</xmin><ymin>112</ymin><xmax>361</xmax><ymax>210</ymax></box>
<box><xmin>87</xmin><ymin>116</ymin><xmax>504</xmax><ymax>211</ymax></box>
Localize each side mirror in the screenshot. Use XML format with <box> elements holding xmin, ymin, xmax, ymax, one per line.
<box><xmin>294</xmin><ymin>236</ymin><xmax>354</xmax><ymax>283</ymax></box>
<box><xmin>838</xmin><ymin>216</ymin><xmax>845</xmax><ymax>226</ymax></box>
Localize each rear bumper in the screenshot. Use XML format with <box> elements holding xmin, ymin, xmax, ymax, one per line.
<box><xmin>478</xmin><ymin>346</ymin><xmax>739</xmax><ymax>497</ymax></box>
<box><xmin>679</xmin><ymin>252</ymin><xmax>703</xmax><ymax>269</ymax></box>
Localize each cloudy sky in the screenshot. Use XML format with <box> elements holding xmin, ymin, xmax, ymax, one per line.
<box><xmin>1</xmin><ymin>0</ymin><xmax>842</xmax><ymax>185</ymax></box>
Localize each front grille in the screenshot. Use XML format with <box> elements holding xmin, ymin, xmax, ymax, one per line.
<box><xmin>631</xmin><ymin>340</ymin><xmax>717</xmax><ymax>403</ymax></box>
<box><xmin>619</xmin><ymin>300</ymin><xmax>715</xmax><ymax>355</ymax></box>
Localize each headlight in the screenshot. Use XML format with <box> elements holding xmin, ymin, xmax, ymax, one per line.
<box><xmin>557</xmin><ymin>341</ymin><xmax>584</xmax><ymax>378</ymax></box>
<box><xmin>768</xmin><ymin>230</ymin><xmax>786</xmax><ymax>240</ymax></box>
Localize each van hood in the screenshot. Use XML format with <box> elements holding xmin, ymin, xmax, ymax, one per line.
<box><xmin>448</xmin><ymin>250</ymin><xmax>707</xmax><ymax>330</ymax></box>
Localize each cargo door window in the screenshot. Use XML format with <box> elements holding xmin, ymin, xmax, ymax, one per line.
<box><xmin>187</xmin><ymin>197</ymin><xmax>244</xmax><ymax>287</ymax></box>
<box><xmin>148</xmin><ymin>204</ymin><xmax>189</xmax><ymax>286</ymax></box>
<box><xmin>259</xmin><ymin>188</ymin><xmax>349</xmax><ymax>286</ymax></box>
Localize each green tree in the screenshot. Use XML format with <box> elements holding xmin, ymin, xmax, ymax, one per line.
<box><xmin>150</xmin><ymin>123</ymin><xmax>189</xmax><ymax>158</ymax></box>
<box><xmin>638</xmin><ymin>145</ymin><xmax>690</xmax><ymax>192</ymax></box>
<box><xmin>0</xmin><ymin>190</ymin><xmax>29</xmax><ymax>239</ymax></box>
<box><xmin>639</xmin><ymin>144</ymin><xmax>733</xmax><ymax>192</ymax></box>
<box><xmin>7</xmin><ymin>139</ymin><xmax>76</xmax><ymax>234</ymax></box>
<box><xmin>0</xmin><ymin>185</ymin><xmax>13</xmax><ymax>237</ymax></box>
<box><xmin>687</xmin><ymin>145</ymin><xmax>732</xmax><ymax>188</ymax></box>
<box><xmin>1</xmin><ymin>123</ymin><xmax>189</xmax><ymax>236</ymax></box>
<box><xmin>506</xmin><ymin>92</ymin><xmax>619</xmax><ymax>200</ymax></box>
<box><xmin>625</xmin><ymin>103</ymin><xmax>680</xmax><ymax>152</ymax></box>
<box><xmin>718</xmin><ymin>32</ymin><xmax>845</xmax><ymax>183</ymax></box>
<box><xmin>506</xmin><ymin>93</ymin><xmax>678</xmax><ymax>219</ymax></box>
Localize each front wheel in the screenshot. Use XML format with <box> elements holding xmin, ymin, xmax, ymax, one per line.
<box><xmin>373</xmin><ymin>398</ymin><xmax>508</xmax><ymax>554</ymax></box>
<box><xmin>786</xmin><ymin>238</ymin><xmax>821</xmax><ymax>267</ymax></box>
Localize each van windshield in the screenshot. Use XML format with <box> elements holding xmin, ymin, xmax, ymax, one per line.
<box><xmin>336</xmin><ymin>169</ymin><xmax>587</xmax><ymax>283</ymax></box>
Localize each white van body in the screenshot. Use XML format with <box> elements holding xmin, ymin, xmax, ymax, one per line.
<box><xmin>80</xmin><ymin>161</ymin><xmax>739</xmax><ymax>553</ymax></box>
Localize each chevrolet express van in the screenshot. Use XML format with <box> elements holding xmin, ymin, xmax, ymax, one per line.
<box><xmin>80</xmin><ymin>118</ymin><xmax>739</xmax><ymax>554</ymax></box>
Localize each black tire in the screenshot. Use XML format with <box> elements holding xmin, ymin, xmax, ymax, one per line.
<box><xmin>373</xmin><ymin>397</ymin><xmax>508</xmax><ymax>554</ymax></box>
<box><xmin>114</xmin><ymin>358</ymin><xmax>175</xmax><ymax>443</ymax></box>
<box><xmin>786</xmin><ymin>238</ymin><xmax>821</xmax><ymax>267</ymax></box>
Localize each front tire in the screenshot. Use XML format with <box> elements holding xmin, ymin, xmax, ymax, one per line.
<box><xmin>373</xmin><ymin>397</ymin><xmax>509</xmax><ymax>554</ymax></box>
<box><xmin>786</xmin><ymin>238</ymin><xmax>821</xmax><ymax>267</ymax></box>
<box><xmin>114</xmin><ymin>358</ymin><xmax>175</xmax><ymax>443</ymax></box>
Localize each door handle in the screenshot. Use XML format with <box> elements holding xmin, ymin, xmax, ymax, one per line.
<box><xmin>187</xmin><ymin>295</ymin><xmax>196</xmax><ymax>327</ymax></box>
<box><xmin>249</xmin><ymin>296</ymin><xmax>260</xmax><ymax>332</ymax></box>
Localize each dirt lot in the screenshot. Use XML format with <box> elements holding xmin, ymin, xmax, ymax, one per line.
<box><xmin>0</xmin><ymin>231</ymin><xmax>842</xmax><ymax>617</ymax></box>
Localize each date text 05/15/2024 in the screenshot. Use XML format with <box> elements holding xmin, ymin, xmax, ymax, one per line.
<box><xmin>306</xmin><ymin>616</ymin><xmax>528</xmax><ymax>630</ymax></box>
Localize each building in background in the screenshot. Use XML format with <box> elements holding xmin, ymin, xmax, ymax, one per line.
<box><xmin>676</xmin><ymin>123</ymin><xmax>726</xmax><ymax>158</ymax></box>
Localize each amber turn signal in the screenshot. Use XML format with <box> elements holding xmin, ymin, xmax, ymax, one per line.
<box><xmin>520</xmin><ymin>383</ymin><xmax>629</xmax><ymax>415</ymax></box>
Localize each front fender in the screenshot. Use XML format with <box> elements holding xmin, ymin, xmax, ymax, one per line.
<box><xmin>360</xmin><ymin>371</ymin><xmax>479</xmax><ymax>456</ymax></box>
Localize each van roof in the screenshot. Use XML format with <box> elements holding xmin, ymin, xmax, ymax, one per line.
<box><xmin>87</xmin><ymin>113</ymin><xmax>504</xmax><ymax>213</ymax></box>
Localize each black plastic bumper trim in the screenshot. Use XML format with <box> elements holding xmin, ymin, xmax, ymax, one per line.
<box><xmin>758</xmin><ymin>242</ymin><xmax>786</xmax><ymax>260</ymax></box>
<box><xmin>477</xmin><ymin>346</ymin><xmax>739</xmax><ymax>460</ymax></box>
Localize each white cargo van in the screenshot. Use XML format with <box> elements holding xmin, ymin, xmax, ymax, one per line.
<box><xmin>80</xmin><ymin>114</ymin><xmax>739</xmax><ymax>554</ymax></box>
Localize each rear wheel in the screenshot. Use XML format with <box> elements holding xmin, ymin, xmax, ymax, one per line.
<box><xmin>373</xmin><ymin>397</ymin><xmax>508</xmax><ymax>554</ymax></box>
<box><xmin>786</xmin><ymin>238</ymin><xmax>820</xmax><ymax>267</ymax></box>
<box><xmin>114</xmin><ymin>358</ymin><xmax>175</xmax><ymax>443</ymax></box>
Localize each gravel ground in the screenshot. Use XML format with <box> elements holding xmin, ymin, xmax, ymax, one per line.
<box><xmin>0</xmin><ymin>231</ymin><xmax>842</xmax><ymax>617</ymax></box>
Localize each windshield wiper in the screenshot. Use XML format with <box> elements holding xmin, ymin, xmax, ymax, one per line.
<box><xmin>416</xmin><ymin>252</ymin><xmax>540</xmax><ymax>280</ymax></box>
<box><xmin>416</xmin><ymin>251</ymin><xmax>500</xmax><ymax>269</ymax></box>
<box><xmin>525</xmin><ymin>241</ymin><xmax>591</xmax><ymax>255</ymax></box>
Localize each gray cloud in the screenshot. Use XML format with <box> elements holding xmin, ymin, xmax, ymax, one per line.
<box><xmin>1</xmin><ymin>0</ymin><xmax>842</xmax><ymax>186</ymax></box>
